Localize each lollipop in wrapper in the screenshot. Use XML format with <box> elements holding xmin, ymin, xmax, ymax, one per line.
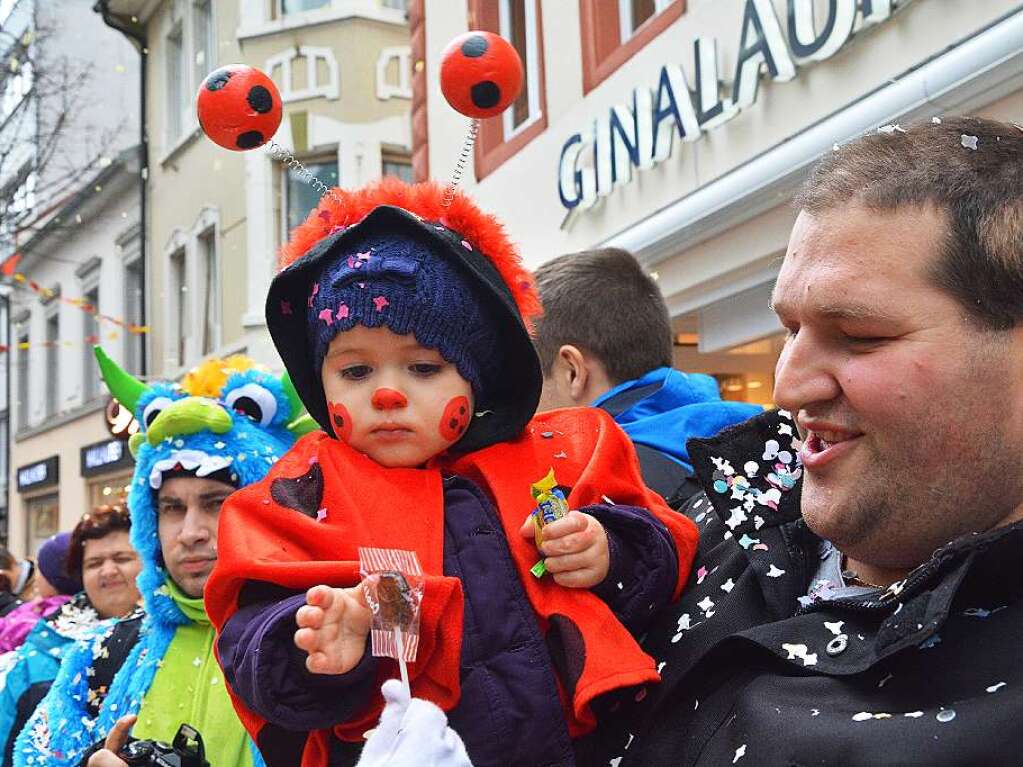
<box><xmin>529</xmin><ymin>468</ymin><xmax>570</xmax><ymax>578</ymax></box>
<box><xmin>359</xmin><ymin>547</ymin><xmax>424</xmax><ymax>696</ymax></box>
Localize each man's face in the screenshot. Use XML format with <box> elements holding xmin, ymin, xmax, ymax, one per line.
<box><xmin>157</xmin><ymin>476</ymin><xmax>234</xmax><ymax>598</ymax></box>
<box><xmin>81</xmin><ymin>529</ymin><xmax>141</xmax><ymax>619</ymax></box>
<box><xmin>772</xmin><ymin>205</ymin><xmax>1023</xmax><ymax>569</ymax></box>
<box><xmin>320</xmin><ymin>325</ymin><xmax>474</xmax><ymax>467</ymax></box>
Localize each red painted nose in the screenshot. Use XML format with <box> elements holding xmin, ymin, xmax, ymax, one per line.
<box><xmin>372</xmin><ymin>388</ymin><xmax>408</xmax><ymax>410</ymax></box>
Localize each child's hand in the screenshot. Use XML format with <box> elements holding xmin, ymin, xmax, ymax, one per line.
<box><xmin>519</xmin><ymin>510</ymin><xmax>609</xmax><ymax>588</ymax></box>
<box><xmin>294</xmin><ymin>583</ymin><xmax>373</xmax><ymax>675</ymax></box>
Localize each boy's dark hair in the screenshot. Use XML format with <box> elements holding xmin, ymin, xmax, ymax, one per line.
<box><xmin>533</xmin><ymin>248</ymin><xmax>673</xmax><ymax>384</ymax></box>
<box><xmin>66</xmin><ymin>505</ymin><xmax>132</xmax><ymax>577</ymax></box>
<box><xmin>796</xmin><ymin>116</ymin><xmax>1023</xmax><ymax>331</ymax></box>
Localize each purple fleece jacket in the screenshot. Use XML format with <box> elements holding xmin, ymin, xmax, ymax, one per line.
<box><xmin>217</xmin><ymin>475</ymin><xmax>678</xmax><ymax>767</ymax></box>
<box><xmin>0</xmin><ymin>596</ymin><xmax>70</xmax><ymax>653</ymax></box>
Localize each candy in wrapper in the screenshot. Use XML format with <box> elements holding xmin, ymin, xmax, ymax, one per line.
<box><xmin>528</xmin><ymin>468</ymin><xmax>570</xmax><ymax>578</ymax></box>
<box><xmin>359</xmin><ymin>547</ymin><xmax>424</xmax><ymax>663</ymax></box>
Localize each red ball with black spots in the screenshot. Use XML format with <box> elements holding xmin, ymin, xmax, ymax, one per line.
<box><xmin>196</xmin><ymin>64</ymin><xmax>282</xmax><ymax>151</ymax></box>
<box><xmin>439</xmin><ymin>396</ymin><xmax>472</xmax><ymax>442</ymax></box>
<box><xmin>440</xmin><ymin>31</ymin><xmax>523</xmax><ymax>119</ymax></box>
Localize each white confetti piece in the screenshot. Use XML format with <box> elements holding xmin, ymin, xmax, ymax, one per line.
<box><xmin>904</xmin><ymin>711</ymin><xmax>924</xmax><ymax>718</ymax></box>
<box><xmin>824</xmin><ymin>621</ymin><xmax>845</xmax><ymax>636</ymax></box>
<box><xmin>961</xmin><ymin>134</ymin><xmax>979</xmax><ymax>150</ymax></box>
<box><xmin>932</xmin><ymin>116</ymin><xmax>942</xmax><ymax>124</ymax></box>
<box><xmin>657</xmin><ymin>662</ymin><xmax>666</xmax><ymax>673</ymax></box>
<box><xmin>987</xmin><ymin>682</ymin><xmax>1007</xmax><ymax>693</ymax></box>
<box><xmin>697</xmin><ymin>596</ymin><xmax>715</xmax><ymax>614</ymax></box>
<box><xmin>936</xmin><ymin>709</ymin><xmax>956</xmax><ymax>723</ymax></box>
<box><xmin>852</xmin><ymin>712</ymin><xmax>874</xmax><ymax>722</ymax></box>
<box><xmin>725</xmin><ymin>507</ymin><xmax>748</xmax><ymax>530</ymax></box>
<box><xmin>811</xmin><ymin>708</ymin><xmax>820</xmax><ymax>717</ymax></box>
<box><xmin>733</xmin><ymin>744</ymin><xmax>747</xmax><ymax>763</ymax></box>
<box><xmin>721</xmin><ymin>578</ymin><xmax>735</xmax><ymax>593</ymax></box>
<box><xmin>878</xmin><ymin>673</ymin><xmax>893</xmax><ymax>688</ymax></box>
<box><xmin>782</xmin><ymin>643</ymin><xmax>818</xmax><ymax>667</ymax></box>
<box><xmin>766</xmin><ymin>564</ymin><xmax>785</xmax><ymax>578</ymax></box>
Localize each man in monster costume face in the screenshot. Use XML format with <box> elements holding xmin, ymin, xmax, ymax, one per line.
<box><xmin>13</xmin><ymin>351</ymin><xmax>310</xmax><ymax>767</ymax></box>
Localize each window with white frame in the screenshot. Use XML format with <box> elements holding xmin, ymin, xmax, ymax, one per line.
<box><xmin>82</xmin><ymin>282</ymin><xmax>100</xmax><ymax>402</ymax></box>
<box><xmin>382</xmin><ymin>152</ymin><xmax>413</xmax><ymax>183</ymax></box>
<box><xmin>381</xmin><ymin>0</ymin><xmax>408</xmax><ymax>11</ymax></box>
<box><xmin>196</xmin><ymin>227</ymin><xmax>220</xmax><ymax>356</ymax></box>
<box><xmin>15</xmin><ymin>325</ymin><xmax>28</xmax><ymax>430</ymax></box>
<box><xmin>192</xmin><ymin>0</ymin><xmax>215</xmax><ymax>88</ymax></box>
<box><xmin>276</xmin><ymin>0</ymin><xmax>330</xmax><ymax>17</ymax></box>
<box><xmin>619</xmin><ymin>0</ymin><xmax>672</xmax><ymax>41</ymax></box>
<box><xmin>124</xmin><ymin>256</ymin><xmax>143</xmax><ymax>375</ymax></box>
<box><xmin>169</xmin><ymin>248</ymin><xmax>187</xmax><ymax>368</ymax></box>
<box><xmin>499</xmin><ymin>0</ymin><xmax>541</xmax><ymax>139</ymax></box>
<box><xmin>166</xmin><ymin>20</ymin><xmax>188</xmax><ymax>144</ymax></box>
<box><xmin>283</xmin><ymin>157</ymin><xmax>338</xmax><ymax>236</ymax></box>
<box><xmin>44</xmin><ymin>310</ymin><xmax>58</xmax><ymax>416</ymax></box>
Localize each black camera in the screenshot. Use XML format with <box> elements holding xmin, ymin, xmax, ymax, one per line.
<box><xmin>118</xmin><ymin>724</ymin><xmax>210</xmax><ymax>767</ymax></box>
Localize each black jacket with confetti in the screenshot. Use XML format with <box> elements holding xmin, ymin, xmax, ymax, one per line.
<box><xmin>578</xmin><ymin>409</ymin><xmax>1023</xmax><ymax>766</ymax></box>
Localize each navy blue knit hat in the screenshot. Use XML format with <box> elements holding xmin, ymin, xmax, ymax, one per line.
<box><xmin>306</xmin><ymin>231</ymin><xmax>500</xmax><ymax>400</ymax></box>
<box><xmin>266</xmin><ymin>179</ymin><xmax>543</xmax><ymax>454</ymax></box>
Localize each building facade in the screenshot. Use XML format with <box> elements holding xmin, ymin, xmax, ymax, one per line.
<box><xmin>101</xmin><ymin>0</ymin><xmax>414</xmax><ymax>378</ymax></box>
<box><xmin>3</xmin><ymin>0</ymin><xmax>141</xmax><ymax>555</ymax></box>
<box><xmin>417</xmin><ymin>0</ymin><xmax>1023</xmax><ymax>407</ymax></box>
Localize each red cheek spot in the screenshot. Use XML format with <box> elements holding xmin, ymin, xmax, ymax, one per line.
<box><xmin>327</xmin><ymin>401</ymin><xmax>353</xmax><ymax>442</ymax></box>
<box><xmin>439</xmin><ymin>396</ymin><xmax>471</xmax><ymax>441</ymax></box>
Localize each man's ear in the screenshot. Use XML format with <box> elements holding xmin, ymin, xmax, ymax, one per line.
<box><xmin>557</xmin><ymin>344</ymin><xmax>592</xmax><ymax>405</ymax></box>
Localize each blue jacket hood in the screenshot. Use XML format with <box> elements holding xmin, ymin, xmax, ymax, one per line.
<box><xmin>593</xmin><ymin>367</ymin><xmax>762</xmax><ymax>472</ymax></box>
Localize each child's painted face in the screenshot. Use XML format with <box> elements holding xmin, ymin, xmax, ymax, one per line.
<box><xmin>320</xmin><ymin>325</ymin><xmax>474</xmax><ymax>467</ymax></box>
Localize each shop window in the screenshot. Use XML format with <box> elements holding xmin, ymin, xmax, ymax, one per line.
<box><xmin>282</xmin><ymin>157</ymin><xmax>338</xmax><ymax>236</ymax></box>
<box><xmin>382</xmin><ymin>152</ymin><xmax>413</xmax><ymax>183</ymax></box>
<box><xmin>197</xmin><ymin>227</ymin><xmax>220</xmax><ymax>356</ymax></box>
<box><xmin>44</xmin><ymin>311</ymin><xmax>58</xmax><ymax>417</ymax></box>
<box><xmin>88</xmin><ymin>472</ymin><xmax>133</xmax><ymax>508</ymax></box>
<box><xmin>82</xmin><ymin>283</ymin><xmax>100</xmax><ymax>402</ymax></box>
<box><xmin>579</xmin><ymin>0</ymin><xmax>684</xmax><ymax>94</ymax></box>
<box><xmin>25</xmin><ymin>492</ymin><xmax>58</xmax><ymax>557</ymax></box>
<box><xmin>470</xmin><ymin>0</ymin><xmax>548</xmax><ymax>180</ymax></box>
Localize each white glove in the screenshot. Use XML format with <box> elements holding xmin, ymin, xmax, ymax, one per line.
<box><xmin>356</xmin><ymin>679</ymin><xmax>474</xmax><ymax>767</ymax></box>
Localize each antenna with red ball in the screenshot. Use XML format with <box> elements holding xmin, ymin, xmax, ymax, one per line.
<box><xmin>195</xmin><ymin>32</ymin><xmax>524</xmax><ymax>211</ymax></box>
<box><xmin>196</xmin><ymin>64</ymin><xmax>340</xmax><ymax>205</ymax></box>
<box><xmin>439</xmin><ymin>31</ymin><xmax>524</xmax><ymax>206</ymax></box>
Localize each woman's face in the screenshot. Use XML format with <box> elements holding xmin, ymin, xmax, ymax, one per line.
<box><xmin>81</xmin><ymin>530</ymin><xmax>141</xmax><ymax>618</ymax></box>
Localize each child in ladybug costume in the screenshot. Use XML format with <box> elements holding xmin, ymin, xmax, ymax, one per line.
<box><xmin>206</xmin><ymin>178</ymin><xmax>697</xmax><ymax>767</ymax></box>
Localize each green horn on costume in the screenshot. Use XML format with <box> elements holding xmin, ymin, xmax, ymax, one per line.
<box><xmin>95</xmin><ymin>346</ymin><xmax>148</xmax><ymax>413</ymax></box>
<box><xmin>281</xmin><ymin>371</ymin><xmax>303</xmax><ymax>422</ymax></box>
<box><xmin>281</xmin><ymin>371</ymin><xmax>320</xmax><ymax>435</ymax></box>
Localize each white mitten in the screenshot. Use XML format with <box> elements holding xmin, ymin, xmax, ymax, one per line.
<box><xmin>356</xmin><ymin>679</ymin><xmax>473</xmax><ymax>767</ymax></box>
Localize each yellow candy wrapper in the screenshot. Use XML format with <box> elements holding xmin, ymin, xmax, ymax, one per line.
<box><xmin>529</xmin><ymin>468</ymin><xmax>569</xmax><ymax>577</ymax></box>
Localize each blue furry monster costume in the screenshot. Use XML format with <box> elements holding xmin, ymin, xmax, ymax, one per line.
<box><xmin>14</xmin><ymin>350</ymin><xmax>310</xmax><ymax>767</ymax></box>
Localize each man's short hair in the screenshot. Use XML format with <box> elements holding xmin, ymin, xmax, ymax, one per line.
<box><xmin>796</xmin><ymin>116</ymin><xmax>1023</xmax><ymax>330</ymax></box>
<box><xmin>533</xmin><ymin>247</ymin><xmax>674</xmax><ymax>384</ymax></box>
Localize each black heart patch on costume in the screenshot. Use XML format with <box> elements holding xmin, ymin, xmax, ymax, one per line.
<box><xmin>270</xmin><ymin>462</ymin><xmax>324</xmax><ymax>519</ymax></box>
<box><xmin>546</xmin><ymin>613</ymin><xmax>586</xmax><ymax>698</ymax></box>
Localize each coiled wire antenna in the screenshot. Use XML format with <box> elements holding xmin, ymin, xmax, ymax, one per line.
<box><xmin>266</xmin><ymin>140</ymin><xmax>341</xmax><ymax>205</ymax></box>
<box><xmin>442</xmin><ymin>119</ymin><xmax>479</xmax><ymax>207</ymax></box>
